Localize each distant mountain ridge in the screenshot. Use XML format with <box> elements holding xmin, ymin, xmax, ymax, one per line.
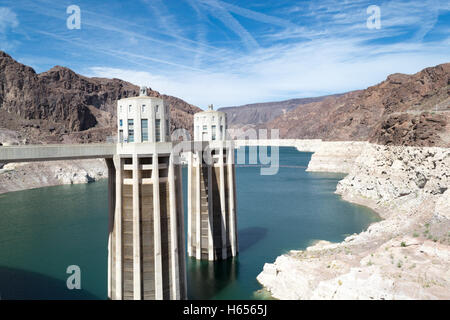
<box><xmin>219</xmin><ymin>94</ymin><xmax>343</xmax><ymax>127</ymax></box>
<box><xmin>266</xmin><ymin>63</ymin><xmax>450</xmax><ymax>147</ymax></box>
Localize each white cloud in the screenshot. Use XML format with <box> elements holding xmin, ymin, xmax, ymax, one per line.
<box><xmin>0</xmin><ymin>7</ymin><xmax>19</xmax><ymax>51</ymax></box>
<box><xmin>87</xmin><ymin>36</ymin><xmax>450</xmax><ymax>108</ymax></box>
<box><xmin>21</xmin><ymin>1</ymin><xmax>450</xmax><ymax>107</ymax></box>
<box><xmin>0</xmin><ymin>7</ymin><xmax>18</xmax><ymax>32</ymax></box>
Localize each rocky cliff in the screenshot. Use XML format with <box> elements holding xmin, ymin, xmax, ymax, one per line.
<box><xmin>219</xmin><ymin>95</ymin><xmax>341</xmax><ymax>128</ymax></box>
<box><xmin>257</xmin><ymin>142</ymin><xmax>450</xmax><ymax>299</ymax></box>
<box><xmin>0</xmin><ymin>51</ymin><xmax>201</xmax><ymax>145</ymax></box>
<box><xmin>305</xmin><ymin>141</ymin><xmax>368</xmax><ymax>173</ymax></box>
<box><xmin>265</xmin><ymin>63</ymin><xmax>450</xmax><ymax>147</ymax></box>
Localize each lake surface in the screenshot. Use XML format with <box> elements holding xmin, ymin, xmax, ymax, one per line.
<box><xmin>0</xmin><ymin>147</ymin><xmax>379</xmax><ymax>299</ymax></box>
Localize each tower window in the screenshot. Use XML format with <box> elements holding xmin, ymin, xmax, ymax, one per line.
<box><xmin>142</xmin><ymin>105</ymin><xmax>146</xmax><ymax>113</ymax></box>
<box><xmin>155</xmin><ymin>119</ymin><xmax>161</xmax><ymax>142</ymax></box>
<box><xmin>128</xmin><ymin>119</ymin><xmax>134</xmax><ymax>142</ymax></box>
<box><xmin>212</xmin><ymin>125</ymin><xmax>216</xmax><ymax>140</ymax></box>
<box><xmin>128</xmin><ymin>105</ymin><xmax>132</xmax><ymax>113</ymax></box>
<box><xmin>119</xmin><ymin>119</ymin><xmax>123</xmax><ymax>127</ymax></box>
<box><xmin>156</xmin><ymin>105</ymin><xmax>159</xmax><ymax>113</ymax></box>
<box><xmin>141</xmin><ymin>119</ymin><xmax>148</xmax><ymax>142</ymax></box>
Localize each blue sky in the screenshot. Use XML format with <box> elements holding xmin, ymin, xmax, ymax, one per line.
<box><xmin>0</xmin><ymin>0</ymin><xmax>449</xmax><ymax>108</ymax></box>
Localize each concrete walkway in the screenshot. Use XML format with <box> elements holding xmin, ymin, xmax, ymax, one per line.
<box><xmin>0</xmin><ymin>143</ymin><xmax>116</xmax><ymax>162</ymax></box>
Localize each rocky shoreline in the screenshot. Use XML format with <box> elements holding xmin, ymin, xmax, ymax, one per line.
<box><xmin>257</xmin><ymin>142</ymin><xmax>450</xmax><ymax>299</ymax></box>
<box><xmin>0</xmin><ymin>159</ymin><xmax>108</xmax><ymax>194</ymax></box>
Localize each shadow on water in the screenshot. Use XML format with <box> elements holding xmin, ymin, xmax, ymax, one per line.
<box><xmin>0</xmin><ymin>266</ymin><xmax>99</xmax><ymax>300</ymax></box>
<box><xmin>186</xmin><ymin>226</ymin><xmax>268</xmax><ymax>300</ymax></box>
<box><xmin>187</xmin><ymin>257</ymin><xmax>239</xmax><ymax>300</ymax></box>
<box><xmin>238</xmin><ymin>227</ymin><xmax>268</xmax><ymax>253</ymax></box>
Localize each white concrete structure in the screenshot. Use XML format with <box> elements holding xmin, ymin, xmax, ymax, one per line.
<box><xmin>188</xmin><ymin>106</ymin><xmax>238</xmax><ymax>261</ymax></box>
<box><xmin>0</xmin><ymin>95</ymin><xmax>241</xmax><ymax>297</ymax></box>
<box><xmin>109</xmin><ymin>87</ymin><xmax>186</xmax><ymax>300</ymax></box>
<box><xmin>0</xmin><ymin>143</ymin><xmax>115</xmax><ymax>162</ymax></box>
<box><xmin>193</xmin><ymin>104</ymin><xmax>227</xmax><ymax>141</ymax></box>
<box><xmin>117</xmin><ymin>87</ymin><xmax>170</xmax><ymax>143</ymax></box>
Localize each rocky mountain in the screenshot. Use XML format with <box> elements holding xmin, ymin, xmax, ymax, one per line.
<box><xmin>0</xmin><ymin>51</ymin><xmax>201</xmax><ymax>144</ymax></box>
<box><xmin>265</xmin><ymin>63</ymin><xmax>450</xmax><ymax>147</ymax></box>
<box><xmin>219</xmin><ymin>95</ymin><xmax>342</xmax><ymax>128</ymax></box>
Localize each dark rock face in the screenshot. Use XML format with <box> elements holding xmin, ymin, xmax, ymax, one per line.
<box><xmin>373</xmin><ymin>112</ymin><xmax>447</xmax><ymax>147</ymax></box>
<box><xmin>0</xmin><ymin>51</ymin><xmax>201</xmax><ymax>144</ymax></box>
<box><xmin>265</xmin><ymin>63</ymin><xmax>449</xmax><ymax>147</ymax></box>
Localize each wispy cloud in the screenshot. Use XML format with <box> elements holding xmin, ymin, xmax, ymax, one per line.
<box><xmin>88</xmin><ymin>36</ymin><xmax>449</xmax><ymax>107</ymax></box>
<box><xmin>87</xmin><ymin>0</ymin><xmax>450</xmax><ymax>106</ymax></box>
<box><xmin>195</xmin><ymin>0</ymin><xmax>260</xmax><ymax>50</ymax></box>
<box><xmin>210</xmin><ymin>0</ymin><xmax>297</xmax><ymax>29</ymax></box>
<box><xmin>35</xmin><ymin>30</ymin><xmax>206</xmax><ymax>72</ymax></box>
<box><xmin>0</xmin><ymin>7</ymin><xmax>19</xmax><ymax>51</ymax></box>
<box><xmin>140</xmin><ymin>0</ymin><xmax>185</xmax><ymax>39</ymax></box>
<box><xmin>3</xmin><ymin>0</ymin><xmax>450</xmax><ymax>107</ymax></box>
<box><xmin>0</xmin><ymin>7</ymin><xmax>18</xmax><ymax>32</ymax></box>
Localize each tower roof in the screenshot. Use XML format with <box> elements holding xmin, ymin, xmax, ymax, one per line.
<box><xmin>140</xmin><ymin>86</ymin><xmax>147</xmax><ymax>96</ymax></box>
<box><xmin>194</xmin><ymin>104</ymin><xmax>225</xmax><ymax>117</ymax></box>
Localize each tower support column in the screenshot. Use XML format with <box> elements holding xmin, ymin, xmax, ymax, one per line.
<box><xmin>106</xmin><ymin>158</ymin><xmax>116</xmax><ymax>299</ymax></box>
<box><xmin>108</xmin><ymin>145</ymin><xmax>186</xmax><ymax>300</ymax></box>
<box><xmin>187</xmin><ymin>142</ymin><xmax>238</xmax><ymax>261</ymax></box>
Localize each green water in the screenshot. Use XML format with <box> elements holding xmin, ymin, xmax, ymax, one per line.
<box><xmin>0</xmin><ymin>147</ymin><xmax>379</xmax><ymax>299</ymax></box>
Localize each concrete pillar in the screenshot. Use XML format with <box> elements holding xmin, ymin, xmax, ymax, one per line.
<box><xmin>227</xmin><ymin>146</ymin><xmax>238</xmax><ymax>257</ymax></box>
<box><xmin>108</xmin><ymin>147</ymin><xmax>186</xmax><ymax>300</ymax></box>
<box><xmin>195</xmin><ymin>151</ymin><xmax>201</xmax><ymax>260</ymax></box>
<box><xmin>114</xmin><ymin>156</ymin><xmax>123</xmax><ymax>299</ymax></box>
<box><xmin>168</xmin><ymin>154</ymin><xmax>180</xmax><ymax>299</ymax></box>
<box><xmin>187</xmin><ymin>152</ymin><xmax>192</xmax><ymax>257</ymax></box>
<box><xmin>207</xmin><ymin>163</ymin><xmax>214</xmax><ymax>261</ymax></box>
<box><xmin>177</xmin><ymin>163</ymin><xmax>188</xmax><ymax>299</ymax></box>
<box><xmin>187</xmin><ymin>143</ymin><xmax>238</xmax><ymax>261</ymax></box>
<box><xmin>106</xmin><ymin>158</ymin><xmax>116</xmax><ymax>299</ymax></box>
<box><xmin>219</xmin><ymin>146</ymin><xmax>227</xmax><ymax>260</ymax></box>
<box><xmin>152</xmin><ymin>153</ymin><xmax>163</xmax><ymax>300</ymax></box>
<box><xmin>132</xmin><ymin>154</ymin><xmax>142</xmax><ymax>299</ymax></box>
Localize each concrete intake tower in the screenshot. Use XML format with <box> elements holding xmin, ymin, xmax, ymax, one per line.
<box><xmin>0</xmin><ymin>90</ymin><xmax>240</xmax><ymax>300</ymax></box>
<box><xmin>187</xmin><ymin>104</ymin><xmax>238</xmax><ymax>261</ymax></box>
<box><xmin>108</xmin><ymin>87</ymin><xmax>186</xmax><ymax>300</ymax></box>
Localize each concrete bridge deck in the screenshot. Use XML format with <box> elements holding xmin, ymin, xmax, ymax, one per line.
<box><xmin>0</xmin><ymin>139</ymin><xmax>323</xmax><ymax>163</ymax></box>
<box><xmin>0</xmin><ymin>143</ymin><xmax>116</xmax><ymax>162</ymax></box>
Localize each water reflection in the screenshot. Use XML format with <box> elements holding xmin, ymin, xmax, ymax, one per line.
<box><xmin>238</xmin><ymin>227</ymin><xmax>268</xmax><ymax>253</ymax></box>
<box><xmin>0</xmin><ymin>266</ymin><xmax>99</xmax><ymax>300</ymax></box>
<box><xmin>187</xmin><ymin>257</ymin><xmax>238</xmax><ymax>300</ymax></box>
